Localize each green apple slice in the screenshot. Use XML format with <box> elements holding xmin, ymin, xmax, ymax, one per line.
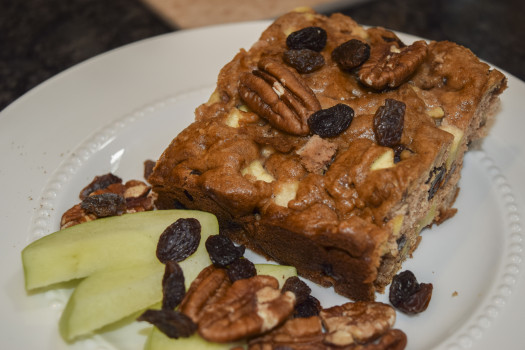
<box><xmin>255</xmin><ymin>264</ymin><xmax>297</xmax><ymax>287</ymax></box>
<box><xmin>22</xmin><ymin>210</ymin><xmax>218</xmax><ymax>290</ymax></box>
<box><xmin>145</xmin><ymin>327</ymin><xmax>242</xmax><ymax>350</ymax></box>
<box><xmin>59</xmin><ymin>262</ymin><xmax>164</xmax><ymax>341</ymax></box>
<box><xmin>59</xmin><ymin>212</ymin><xmax>218</xmax><ymax>341</ymax></box>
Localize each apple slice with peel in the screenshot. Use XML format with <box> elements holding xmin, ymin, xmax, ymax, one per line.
<box><xmin>144</xmin><ymin>264</ymin><xmax>298</xmax><ymax>350</ymax></box>
<box><xmin>59</xmin><ymin>262</ymin><xmax>297</xmax><ymax>341</ymax></box>
<box><xmin>145</xmin><ymin>327</ymin><xmax>240</xmax><ymax>350</ymax></box>
<box><xmin>58</xmin><ymin>211</ymin><xmax>219</xmax><ymax>341</ymax></box>
<box><xmin>255</xmin><ymin>264</ymin><xmax>297</xmax><ymax>288</ymax></box>
<box><xmin>22</xmin><ymin>210</ymin><xmax>218</xmax><ymax>290</ymax></box>
<box><xmin>60</xmin><ymin>262</ymin><xmax>164</xmax><ymax>341</ymax></box>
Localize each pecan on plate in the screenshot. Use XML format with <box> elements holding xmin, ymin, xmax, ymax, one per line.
<box><xmin>320</xmin><ymin>302</ymin><xmax>397</xmax><ymax>347</ymax></box>
<box><xmin>348</xmin><ymin>329</ymin><xmax>407</xmax><ymax>350</ymax></box>
<box><xmin>60</xmin><ymin>204</ymin><xmax>97</xmax><ymax>229</ymax></box>
<box><xmin>179</xmin><ymin>265</ymin><xmax>232</xmax><ymax>323</ymax></box>
<box><xmin>248</xmin><ymin>316</ymin><xmax>327</xmax><ymax>350</ymax></box>
<box><xmin>60</xmin><ymin>178</ymin><xmax>154</xmax><ymax>229</ymax></box>
<box><xmin>197</xmin><ymin>275</ymin><xmax>296</xmax><ymax>343</ymax></box>
<box><xmin>239</xmin><ymin>57</ymin><xmax>321</xmax><ymax>136</ymax></box>
<box><xmin>121</xmin><ymin>179</ymin><xmax>154</xmax><ymax>213</ymax></box>
<box><xmin>359</xmin><ymin>40</ymin><xmax>428</xmax><ymax>90</ymax></box>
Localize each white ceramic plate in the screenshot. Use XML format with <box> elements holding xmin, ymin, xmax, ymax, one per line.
<box><xmin>1</xmin><ymin>20</ymin><xmax>525</xmax><ymax>350</ymax></box>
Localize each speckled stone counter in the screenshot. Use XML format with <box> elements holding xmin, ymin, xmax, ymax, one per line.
<box><xmin>0</xmin><ymin>0</ymin><xmax>172</xmax><ymax>111</ymax></box>
<box><xmin>1</xmin><ymin>0</ymin><xmax>523</xmax><ymax>111</ymax></box>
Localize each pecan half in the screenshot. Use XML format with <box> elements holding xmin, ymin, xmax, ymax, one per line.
<box><xmin>248</xmin><ymin>316</ymin><xmax>326</xmax><ymax>350</ymax></box>
<box><xmin>179</xmin><ymin>265</ymin><xmax>232</xmax><ymax>323</ymax></box>
<box><xmin>121</xmin><ymin>180</ymin><xmax>154</xmax><ymax>213</ymax></box>
<box><xmin>239</xmin><ymin>57</ymin><xmax>321</xmax><ymax>136</ymax></box>
<box><xmin>60</xmin><ymin>204</ymin><xmax>97</xmax><ymax>229</ymax></box>
<box><xmin>60</xmin><ymin>178</ymin><xmax>154</xmax><ymax>229</ymax></box>
<box><xmin>359</xmin><ymin>40</ymin><xmax>428</xmax><ymax>90</ymax></box>
<box><xmin>198</xmin><ymin>275</ymin><xmax>296</xmax><ymax>343</ymax></box>
<box><xmin>349</xmin><ymin>329</ymin><xmax>407</xmax><ymax>350</ymax></box>
<box><xmin>320</xmin><ymin>302</ymin><xmax>396</xmax><ymax>347</ymax></box>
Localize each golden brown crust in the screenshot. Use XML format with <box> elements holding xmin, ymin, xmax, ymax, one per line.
<box><xmin>149</xmin><ymin>9</ymin><xmax>506</xmax><ymax>300</ymax></box>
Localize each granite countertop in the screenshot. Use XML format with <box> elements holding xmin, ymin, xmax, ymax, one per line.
<box><xmin>1</xmin><ymin>0</ymin><xmax>523</xmax><ymax>111</ymax></box>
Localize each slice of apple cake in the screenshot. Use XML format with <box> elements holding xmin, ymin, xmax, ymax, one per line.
<box><xmin>148</xmin><ymin>9</ymin><xmax>506</xmax><ymax>300</ymax></box>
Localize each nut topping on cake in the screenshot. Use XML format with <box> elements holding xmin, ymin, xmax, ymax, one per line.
<box><xmin>296</xmin><ymin>135</ymin><xmax>337</xmax><ymax>173</ymax></box>
<box><xmin>239</xmin><ymin>57</ymin><xmax>321</xmax><ymax>136</ymax></box>
<box><xmin>359</xmin><ymin>40</ymin><xmax>428</xmax><ymax>90</ymax></box>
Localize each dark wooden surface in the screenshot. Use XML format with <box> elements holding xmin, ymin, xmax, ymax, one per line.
<box><xmin>1</xmin><ymin>0</ymin><xmax>523</xmax><ymax>111</ymax></box>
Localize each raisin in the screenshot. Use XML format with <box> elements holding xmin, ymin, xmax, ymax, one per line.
<box><xmin>205</xmin><ymin>234</ymin><xmax>245</xmax><ymax>267</ymax></box>
<box><xmin>144</xmin><ymin>160</ymin><xmax>156</xmax><ymax>181</ymax></box>
<box><xmin>373</xmin><ymin>99</ymin><xmax>406</xmax><ymax>147</ymax></box>
<box><xmin>286</xmin><ymin>26</ymin><xmax>327</xmax><ymax>52</ymax></box>
<box><xmin>293</xmin><ymin>295</ymin><xmax>322</xmax><ymax>318</ymax></box>
<box><xmin>162</xmin><ymin>260</ymin><xmax>186</xmax><ymax>310</ymax></box>
<box><xmin>183</xmin><ymin>190</ymin><xmax>194</xmax><ymax>201</ymax></box>
<box><xmin>227</xmin><ymin>258</ymin><xmax>257</xmax><ymax>282</ymax></box>
<box><xmin>308</xmin><ymin>103</ymin><xmax>354</xmax><ymax>138</ymax></box>
<box><xmin>426</xmin><ymin>165</ymin><xmax>446</xmax><ymax>200</ymax></box>
<box><xmin>138</xmin><ymin>309</ymin><xmax>196</xmax><ymax>339</ymax></box>
<box><xmin>282</xmin><ymin>276</ymin><xmax>311</xmax><ymax>305</ymax></box>
<box><xmin>79</xmin><ymin>173</ymin><xmax>122</xmax><ymax>199</ymax></box>
<box><xmin>283</xmin><ymin>49</ymin><xmax>325</xmax><ymax>74</ymax></box>
<box><xmin>80</xmin><ymin>193</ymin><xmax>126</xmax><ymax>217</ymax></box>
<box><xmin>156</xmin><ymin>218</ymin><xmax>201</xmax><ymax>264</ymax></box>
<box><xmin>389</xmin><ymin>270</ymin><xmax>433</xmax><ymax>314</ymax></box>
<box><xmin>331</xmin><ymin>39</ymin><xmax>370</xmax><ymax>71</ymax></box>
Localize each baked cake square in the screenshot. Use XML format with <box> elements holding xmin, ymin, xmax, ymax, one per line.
<box><xmin>148</xmin><ymin>9</ymin><xmax>506</xmax><ymax>301</ymax></box>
